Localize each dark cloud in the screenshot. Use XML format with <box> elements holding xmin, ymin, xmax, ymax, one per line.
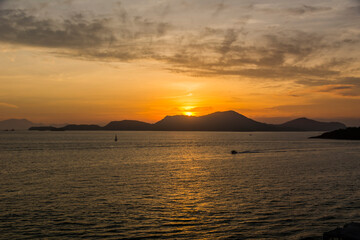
<box><xmin>347</xmin><ymin>5</ymin><xmax>360</xmax><ymax>14</ymax></box>
<box><xmin>319</xmin><ymin>85</ymin><xmax>353</xmax><ymax>91</ymax></box>
<box><xmin>212</xmin><ymin>1</ymin><xmax>226</xmax><ymax>17</ymax></box>
<box><xmin>341</xmin><ymin>77</ymin><xmax>360</xmax><ymax>86</ymax></box>
<box><xmin>317</xmin><ymin>84</ymin><xmax>360</xmax><ymax>97</ymax></box>
<box><xmin>286</xmin><ymin>5</ymin><xmax>332</xmax><ymax>15</ymax></box>
<box><xmin>296</xmin><ymin>77</ymin><xmax>360</xmax><ymax>89</ymax></box>
<box><xmin>347</xmin><ymin>0</ymin><xmax>360</xmax><ymax>14</ymax></box>
<box><xmin>0</xmin><ymin>0</ymin><xmax>8</xmax><ymax>8</ymax></box>
<box><xmin>132</xmin><ymin>16</ymin><xmax>171</xmax><ymax>37</ymax></box>
<box><xmin>263</xmin><ymin>32</ymin><xmax>324</xmax><ymax>60</ymax></box>
<box><xmin>258</xmin><ymin>4</ymin><xmax>332</xmax><ymax>16</ymax></box>
<box><xmin>296</xmin><ymin>79</ymin><xmax>332</xmax><ymax>86</ymax></box>
<box><xmin>219</xmin><ymin>29</ymin><xmax>238</xmax><ymax>55</ymax></box>
<box><xmin>0</xmin><ymin>10</ymin><xmax>114</xmax><ymax>49</ymax></box>
<box><xmin>0</xmin><ymin>8</ymin><xmax>172</xmax><ymax>61</ymax></box>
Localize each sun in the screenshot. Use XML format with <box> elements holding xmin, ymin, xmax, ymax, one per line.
<box><xmin>184</xmin><ymin>112</ymin><xmax>194</xmax><ymax>117</ymax></box>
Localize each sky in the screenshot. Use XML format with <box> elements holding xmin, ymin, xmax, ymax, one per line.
<box><xmin>0</xmin><ymin>0</ymin><xmax>359</xmax><ymax>125</ymax></box>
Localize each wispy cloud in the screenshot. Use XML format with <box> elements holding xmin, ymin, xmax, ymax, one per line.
<box><xmin>0</xmin><ymin>102</ymin><xmax>18</xmax><ymax>108</ymax></box>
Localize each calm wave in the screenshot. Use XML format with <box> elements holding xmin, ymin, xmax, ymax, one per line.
<box><xmin>1</xmin><ymin>131</ymin><xmax>360</xmax><ymax>239</ymax></box>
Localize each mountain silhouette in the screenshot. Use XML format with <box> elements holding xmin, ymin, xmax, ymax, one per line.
<box><xmin>154</xmin><ymin>111</ymin><xmax>280</xmax><ymax>131</ymax></box>
<box><xmin>279</xmin><ymin>117</ymin><xmax>346</xmax><ymax>131</ymax></box>
<box><xmin>27</xmin><ymin>111</ymin><xmax>347</xmax><ymax>132</ymax></box>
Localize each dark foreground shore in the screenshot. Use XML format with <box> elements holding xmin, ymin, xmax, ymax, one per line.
<box><xmin>323</xmin><ymin>223</ymin><xmax>360</xmax><ymax>240</ymax></box>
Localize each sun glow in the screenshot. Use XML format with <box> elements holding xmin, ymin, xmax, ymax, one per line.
<box><xmin>184</xmin><ymin>112</ymin><xmax>194</xmax><ymax>117</ymax></box>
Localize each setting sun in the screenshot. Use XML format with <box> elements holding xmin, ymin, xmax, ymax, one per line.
<box><xmin>184</xmin><ymin>112</ymin><xmax>194</xmax><ymax>117</ymax></box>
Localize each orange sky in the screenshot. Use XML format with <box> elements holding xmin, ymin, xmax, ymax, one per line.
<box><xmin>0</xmin><ymin>0</ymin><xmax>359</xmax><ymax>125</ymax></box>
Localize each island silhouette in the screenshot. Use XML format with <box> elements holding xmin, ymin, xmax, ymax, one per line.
<box><xmin>311</xmin><ymin>127</ymin><xmax>360</xmax><ymax>140</ymax></box>
<box><xmin>28</xmin><ymin>110</ymin><xmax>346</xmax><ymax>132</ymax></box>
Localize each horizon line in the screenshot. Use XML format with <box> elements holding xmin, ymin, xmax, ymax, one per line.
<box><xmin>2</xmin><ymin>110</ymin><xmax>358</xmax><ymax>127</ymax></box>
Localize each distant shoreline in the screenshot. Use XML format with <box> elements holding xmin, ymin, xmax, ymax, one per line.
<box><xmin>27</xmin><ymin>111</ymin><xmax>347</xmax><ymax>132</ymax></box>
<box><xmin>27</xmin><ymin>128</ymin><xmax>328</xmax><ymax>132</ymax></box>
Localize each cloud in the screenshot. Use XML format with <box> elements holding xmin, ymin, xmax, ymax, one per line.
<box><xmin>0</xmin><ymin>10</ymin><xmax>114</xmax><ymax>49</ymax></box>
<box><xmin>347</xmin><ymin>0</ymin><xmax>360</xmax><ymax>14</ymax></box>
<box><xmin>0</xmin><ymin>8</ymin><xmax>173</xmax><ymax>61</ymax></box>
<box><xmin>285</xmin><ymin>5</ymin><xmax>332</xmax><ymax>15</ymax></box>
<box><xmin>318</xmin><ymin>85</ymin><xmax>353</xmax><ymax>92</ymax></box>
<box><xmin>0</xmin><ymin>102</ymin><xmax>18</xmax><ymax>108</ymax></box>
<box><xmin>295</xmin><ymin>76</ymin><xmax>360</xmax><ymax>96</ymax></box>
<box><xmin>161</xmin><ymin>30</ymin><xmax>345</xmax><ymax>80</ymax></box>
<box><xmin>257</xmin><ymin>4</ymin><xmax>332</xmax><ymax>16</ymax></box>
<box><xmin>270</xmin><ymin>97</ymin><xmax>360</xmax><ymax>116</ymax></box>
<box><xmin>320</xmin><ymin>85</ymin><xmax>360</xmax><ymax>97</ymax></box>
<box><xmin>341</xmin><ymin>77</ymin><xmax>360</xmax><ymax>86</ymax></box>
<box><xmin>296</xmin><ymin>79</ymin><xmax>332</xmax><ymax>86</ymax></box>
<box><xmin>219</xmin><ymin>29</ymin><xmax>238</xmax><ymax>55</ymax></box>
<box><xmin>212</xmin><ymin>1</ymin><xmax>226</xmax><ymax>17</ymax></box>
<box><xmin>0</xmin><ymin>1</ymin><xmax>358</xmax><ymax>84</ymax></box>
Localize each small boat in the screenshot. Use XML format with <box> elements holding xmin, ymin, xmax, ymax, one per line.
<box><xmin>114</xmin><ymin>134</ymin><xmax>118</xmax><ymax>142</ymax></box>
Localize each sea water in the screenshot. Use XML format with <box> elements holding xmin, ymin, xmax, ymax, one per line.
<box><xmin>1</xmin><ymin>131</ymin><xmax>360</xmax><ymax>239</ymax></box>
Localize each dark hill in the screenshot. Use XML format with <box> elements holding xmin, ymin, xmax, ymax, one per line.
<box><xmin>311</xmin><ymin>127</ymin><xmax>360</xmax><ymax>140</ymax></box>
<box><xmin>279</xmin><ymin>117</ymin><xmax>346</xmax><ymax>131</ymax></box>
<box><xmin>103</xmin><ymin>120</ymin><xmax>152</xmax><ymax>131</ymax></box>
<box><xmin>62</xmin><ymin>124</ymin><xmax>103</xmax><ymax>131</ymax></box>
<box><xmin>29</xmin><ymin>126</ymin><xmax>62</xmax><ymax>131</ymax></box>
<box><xmin>154</xmin><ymin>111</ymin><xmax>281</xmax><ymax>131</ymax></box>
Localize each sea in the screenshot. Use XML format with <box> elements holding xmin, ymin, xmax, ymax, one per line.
<box><xmin>1</xmin><ymin>131</ymin><xmax>360</xmax><ymax>239</ymax></box>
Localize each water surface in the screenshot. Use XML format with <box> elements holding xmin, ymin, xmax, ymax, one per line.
<box><xmin>1</xmin><ymin>131</ymin><xmax>360</xmax><ymax>239</ymax></box>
